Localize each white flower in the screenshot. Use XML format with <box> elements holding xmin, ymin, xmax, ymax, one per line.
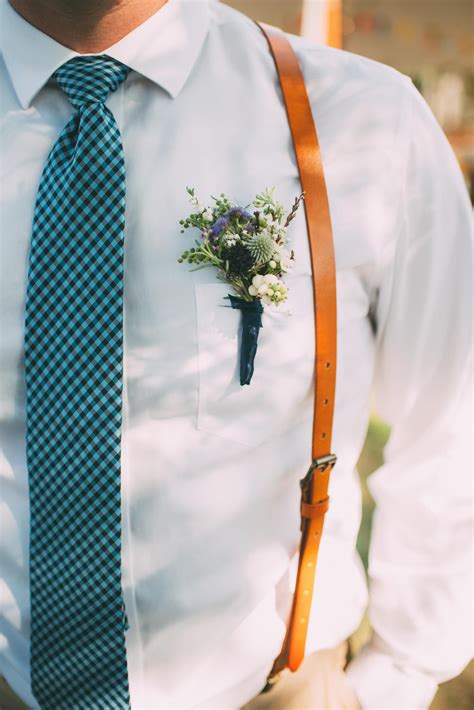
<box><xmin>189</xmin><ymin>196</ymin><xmax>207</xmax><ymax>212</ymax></box>
<box><xmin>273</xmin><ymin>225</ymin><xmax>287</xmax><ymax>240</ymax></box>
<box><xmin>269</xmin><ymin>260</ymin><xmax>277</xmax><ymax>268</ymax></box>
<box><xmin>273</xmin><ymin>249</ymin><xmax>291</xmax><ymax>262</ymax></box>
<box><xmin>272</xmin><ymin>246</ymin><xmax>293</xmax><ymax>271</ymax></box>
<box><xmin>223</xmin><ymin>232</ymin><xmax>240</xmax><ymax>248</ymax></box>
<box><xmin>248</xmin><ymin>285</ymin><xmax>258</xmax><ymax>296</ymax></box>
<box><xmin>202</xmin><ymin>210</ymin><xmax>214</xmax><ymax>221</ymax></box>
<box><xmin>257</xmin><ymin>283</ymin><xmax>268</xmax><ymax>295</ymax></box>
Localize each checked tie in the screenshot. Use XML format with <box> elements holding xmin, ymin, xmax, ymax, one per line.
<box><xmin>24</xmin><ymin>56</ymin><xmax>131</xmax><ymax>708</ymax></box>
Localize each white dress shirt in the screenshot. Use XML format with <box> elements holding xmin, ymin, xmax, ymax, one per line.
<box><xmin>0</xmin><ymin>1</ymin><xmax>472</xmax><ymax>708</ymax></box>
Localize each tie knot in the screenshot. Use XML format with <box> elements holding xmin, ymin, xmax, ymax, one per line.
<box><xmin>53</xmin><ymin>55</ymin><xmax>130</xmax><ymax>108</ymax></box>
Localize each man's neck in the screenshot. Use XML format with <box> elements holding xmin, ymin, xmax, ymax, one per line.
<box><xmin>9</xmin><ymin>0</ymin><xmax>169</xmax><ymax>53</ymax></box>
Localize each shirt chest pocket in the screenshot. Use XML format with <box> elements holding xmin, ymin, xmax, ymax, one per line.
<box><xmin>193</xmin><ymin>274</ymin><xmax>317</xmax><ymax>448</ymax></box>
<box><xmin>192</xmin><ymin>268</ymin><xmax>370</xmax><ymax>448</ymax></box>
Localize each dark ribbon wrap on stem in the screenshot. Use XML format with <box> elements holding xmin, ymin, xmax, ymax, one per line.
<box><xmin>227</xmin><ymin>294</ymin><xmax>264</xmax><ymax>386</ymax></box>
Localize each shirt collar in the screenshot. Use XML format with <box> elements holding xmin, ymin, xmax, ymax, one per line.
<box><xmin>0</xmin><ymin>0</ymin><xmax>210</xmax><ymax>109</ymax></box>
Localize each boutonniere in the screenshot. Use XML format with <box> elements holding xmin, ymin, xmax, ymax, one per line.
<box><xmin>178</xmin><ymin>186</ymin><xmax>304</xmax><ymax>385</ymax></box>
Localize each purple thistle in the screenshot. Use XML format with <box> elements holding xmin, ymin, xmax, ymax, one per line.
<box><xmin>209</xmin><ymin>206</ymin><xmax>254</xmax><ymax>242</ymax></box>
<box><xmin>226</xmin><ymin>207</ymin><xmax>253</xmax><ymax>221</ymax></box>
<box><xmin>210</xmin><ymin>216</ymin><xmax>230</xmax><ymax>240</ymax></box>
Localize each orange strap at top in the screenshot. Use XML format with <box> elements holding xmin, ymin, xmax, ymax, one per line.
<box><xmin>254</xmin><ymin>22</ymin><xmax>338</xmax><ymax>679</ymax></box>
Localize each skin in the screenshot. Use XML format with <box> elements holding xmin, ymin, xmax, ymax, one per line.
<box><xmin>9</xmin><ymin>0</ymin><xmax>169</xmax><ymax>52</ymax></box>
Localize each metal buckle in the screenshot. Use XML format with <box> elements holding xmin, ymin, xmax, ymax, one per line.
<box><xmin>300</xmin><ymin>453</ymin><xmax>337</xmax><ymax>497</ymax></box>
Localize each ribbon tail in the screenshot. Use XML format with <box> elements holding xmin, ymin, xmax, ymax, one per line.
<box><xmin>240</xmin><ymin>315</ymin><xmax>262</xmax><ymax>385</ymax></box>
<box><xmin>227</xmin><ymin>294</ymin><xmax>264</xmax><ymax>386</ymax></box>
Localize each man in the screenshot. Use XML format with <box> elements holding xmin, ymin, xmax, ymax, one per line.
<box><xmin>0</xmin><ymin>0</ymin><xmax>472</xmax><ymax>708</ymax></box>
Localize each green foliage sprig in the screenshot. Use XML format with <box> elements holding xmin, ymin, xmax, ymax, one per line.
<box><xmin>177</xmin><ymin>187</ymin><xmax>304</xmax><ymax>304</ymax></box>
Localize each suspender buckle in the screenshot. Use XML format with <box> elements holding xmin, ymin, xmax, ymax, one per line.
<box><xmin>299</xmin><ymin>453</ymin><xmax>337</xmax><ymax>498</ymax></box>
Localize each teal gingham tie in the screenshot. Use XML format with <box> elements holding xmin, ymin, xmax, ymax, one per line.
<box><xmin>24</xmin><ymin>55</ymin><xmax>131</xmax><ymax>709</ymax></box>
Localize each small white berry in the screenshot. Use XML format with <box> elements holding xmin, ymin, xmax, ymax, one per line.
<box><xmin>264</xmin><ymin>274</ymin><xmax>278</xmax><ymax>284</ymax></box>
<box><xmin>252</xmin><ymin>274</ymin><xmax>265</xmax><ymax>288</ymax></box>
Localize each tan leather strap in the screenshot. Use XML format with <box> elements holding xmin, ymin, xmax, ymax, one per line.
<box><xmin>255</xmin><ymin>21</ymin><xmax>338</xmax><ymax>677</ymax></box>
<box><xmin>301</xmin><ymin>496</ymin><xmax>330</xmax><ymax>520</ymax></box>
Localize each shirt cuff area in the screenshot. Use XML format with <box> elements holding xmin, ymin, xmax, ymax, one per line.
<box><xmin>345</xmin><ymin>644</ymin><xmax>439</xmax><ymax>710</ymax></box>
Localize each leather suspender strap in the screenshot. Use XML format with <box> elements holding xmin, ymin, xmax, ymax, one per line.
<box><xmin>254</xmin><ymin>22</ymin><xmax>338</xmax><ymax>680</ymax></box>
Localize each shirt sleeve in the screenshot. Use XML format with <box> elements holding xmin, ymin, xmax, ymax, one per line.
<box><xmin>345</xmin><ymin>76</ymin><xmax>473</xmax><ymax>710</ymax></box>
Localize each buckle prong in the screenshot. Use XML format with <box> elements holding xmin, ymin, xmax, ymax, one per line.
<box><xmin>300</xmin><ymin>453</ymin><xmax>337</xmax><ymax>495</ymax></box>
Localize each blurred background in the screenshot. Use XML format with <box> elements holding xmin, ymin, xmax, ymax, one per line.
<box><xmin>225</xmin><ymin>0</ymin><xmax>474</xmax><ymax>202</ymax></box>
<box><xmin>222</xmin><ymin>2</ymin><xmax>474</xmax><ymax>708</ymax></box>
